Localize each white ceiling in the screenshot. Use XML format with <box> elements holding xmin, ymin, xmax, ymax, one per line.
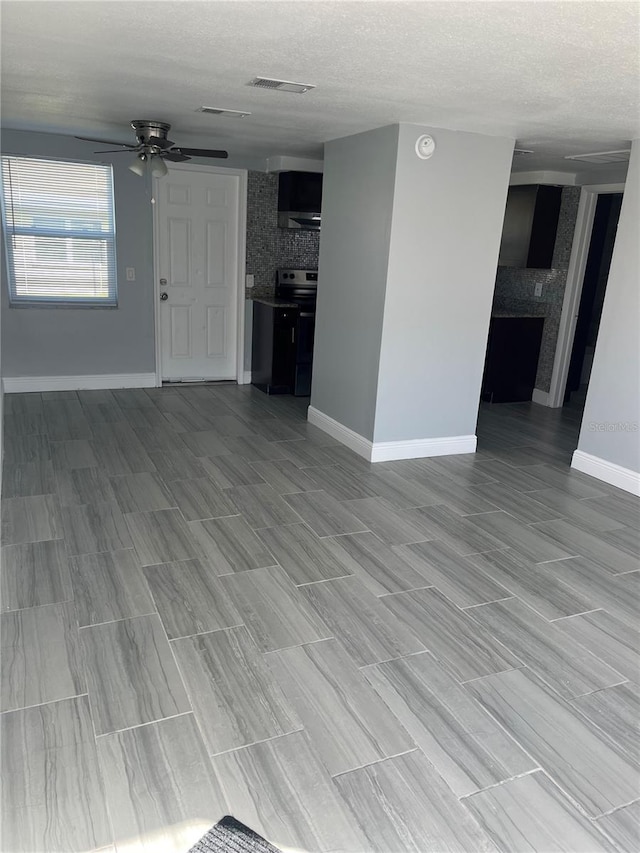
<box><xmin>1</xmin><ymin>1</ymin><xmax>638</xmax><ymax>172</ymax></box>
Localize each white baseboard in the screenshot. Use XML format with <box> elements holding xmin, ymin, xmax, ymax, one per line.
<box><xmin>308</xmin><ymin>406</ymin><xmax>477</xmax><ymax>463</ymax></box>
<box><xmin>571</xmin><ymin>450</ymin><xmax>640</xmax><ymax>496</ymax></box>
<box><xmin>371</xmin><ymin>434</ymin><xmax>477</xmax><ymax>462</ymax></box>
<box><xmin>3</xmin><ymin>373</ymin><xmax>158</xmax><ymax>393</ymax></box>
<box><xmin>307</xmin><ymin>406</ymin><xmax>373</xmax><ymax>460</ymax></box>
<box><xmin>242</xmin><ymin>371</ymin><xmax>252</xmax><ymax>385</ymax></box>
<box><xmin>532</xmin><ymin>388</ymin><xmax>551</xmax><ymax>406</ymax></box>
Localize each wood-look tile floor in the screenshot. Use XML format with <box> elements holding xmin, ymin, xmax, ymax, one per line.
<box><xmin>1</xmin><ymin>384</ymin><xmax>638</xmax><ymax>853</ymax></box>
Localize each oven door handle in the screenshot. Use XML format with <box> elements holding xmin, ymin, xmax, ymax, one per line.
<box><xmin>299</xmin><ymin>312</ymin><xmax>315</xmax><ymax>318</ymax></box>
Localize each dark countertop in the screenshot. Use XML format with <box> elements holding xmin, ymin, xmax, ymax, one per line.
<box><xmin>250</xmin><ymin>295</ymin><xmax>299</xmax><ymax>309</ymax></box>
<box><xmin>491</xmin><ymin>311</ymin><xmax>546</xmax><ymax>319</ymax></box>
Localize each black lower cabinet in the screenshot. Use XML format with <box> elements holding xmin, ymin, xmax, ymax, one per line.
<box><xmin>482</xmin><ymin>317</ymin><xmax>544</xmax><ymax>403</ymax></box>
<box><xmin>251</xmin><ymin>302</ymin><xmax>297</xmax><ymax>395</ymax></box>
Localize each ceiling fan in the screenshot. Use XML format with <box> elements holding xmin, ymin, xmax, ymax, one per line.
<box><xmin>76</xmin><ymin>120</ymin><xmax>228</xmax><ymax>177</ymax></box>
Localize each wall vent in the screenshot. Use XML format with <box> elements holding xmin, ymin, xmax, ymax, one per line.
<box><xmin>564</xmin><ymin>149</ymin><xmax>631</xmax><ymax>165</ymax></box>
<box><xmin>198</xmin><ymin>106</ymin><xmax>251</xmax><ymax>118</ymax></box>
<box><xmin>248</xmin><ymin>77</ymin><xmax>315</xmax><ymax>94</ymax></box>
<box><xmin>513</xmin><ymin>148</ymin><xmax>534</xmax><ymax>156</ymax></box>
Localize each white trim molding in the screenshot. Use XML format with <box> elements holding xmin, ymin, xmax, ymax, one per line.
<box><xmin>308</xmin><ymin>406</ymin><xmax>477</xmax><ymax>462</ymax></box>
<box><xmin>571</xmin><ymin>450</ymin><xmax>640</xmax><ymax>496</ymax></box>
<box><xmin>307</xmin><ymin>406</ymin><xmax>373</xmax><ymax>459</ymax></box>
<box><xmin>2</xmin><ymin>373</ymin><xmax>157</xmax><ymax>393</ymax></box>
<box><xmin>371</xmin><ymin>434</ymin><xmax>477</xmax><ymax>463</ymax></box>
<box><xmin>547</xmin><ymin>182</ymin><xmax>625</xmax><ymax>408</ymax></box>
<box><xmin>242</xmin><ymin>371</ymin><xmax>252</xmax><ymax>385</ymax></box>
<box><xmin>531</xmin><ymin>389</ymin><xmax>551</xmax><ymax>406</ymax></box>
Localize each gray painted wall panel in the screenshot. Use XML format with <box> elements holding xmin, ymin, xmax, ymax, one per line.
<box><xmin>576</xmin><ymin>140</ymin><xmax>640</xmax><ymax>474</ymax></box>
<box><xmin>373</xmin><ymin>124</ymin><xmax>514</xmax><ymax>442</ymax></box>
<box><xmin>311</xmin><ymin>124</ymin><xmax>399</xmax><ymax>441</ymax></box>
<box><xmin>1</xmin><ymin>130</ymin><xmax>155</xmax><ymax>377</ymax></box>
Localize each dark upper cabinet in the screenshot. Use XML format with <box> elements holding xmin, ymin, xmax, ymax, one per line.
<box><xmin>498</xmin><ymin>185</ymin><xmax>562</xmax><ymax>269</ymax></box>
<box><xmin>278</xmin><ymin>172</ymin><xmax>323</xmax><ymax>229</ymax></box>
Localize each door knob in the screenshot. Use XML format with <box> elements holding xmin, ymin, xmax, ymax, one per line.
<box><xmin>160</xmin><ymin>292</ymin><xmax>168</xmax><ymax>301</ymax></box>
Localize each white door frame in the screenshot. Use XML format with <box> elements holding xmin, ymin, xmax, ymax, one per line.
<box><xmin>546</xmin><ymin>182</ymin><xmax>625</xmax><ymax>408</ymax></box>
<box><xmin>152</xmin><ymin>162</ymin><xmax>248</xmax><ymax>387</ymax></box>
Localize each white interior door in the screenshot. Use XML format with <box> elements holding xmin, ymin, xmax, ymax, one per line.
<box><xmin>157</xmin><ymin>167</ymin><xmax>240</xmax><ymax>381</ymax></box>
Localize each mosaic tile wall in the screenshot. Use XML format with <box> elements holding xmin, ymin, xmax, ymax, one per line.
<box><xmin>493</xmin><ymin>186</ymin><xmax>581</xmax><ymax>392</ymax></box>
<box><xmin>245</xmin><ymin>171</ymin><xmax>320</xmax><ymax>300</ymax></box>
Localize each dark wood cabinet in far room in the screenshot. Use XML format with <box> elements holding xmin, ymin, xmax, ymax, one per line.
<box><xmin>251</xmin><ymin>301</ymin><xmax>298</xmax><ymax>395</ymax></box>
<box><xmin>482</xmin><ymin>317</ymin><xmax>545</xmax><ymax>403</ymax></box>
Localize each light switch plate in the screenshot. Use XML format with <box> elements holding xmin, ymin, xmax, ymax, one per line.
<box><xmin>534</xmin><ymin>282</ymin><xmax>543</xmax><ymax>297</ymax></box>
<box><xmin>126</xmin><ymin>267</ymin><xmax>136</xmax><ymax>281</ymax></box>
<box><xmin>246</xmin><ymin>274</ymin><xmax>255</xmax><ymax>288</ymax></box>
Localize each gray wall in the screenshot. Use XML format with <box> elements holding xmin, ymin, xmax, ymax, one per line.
<box><xmin>493</xmin><ymin>187</ymin><xmax>581</xmax><ymax>391</ymax></box>
<box><xmin>311</xmin><ymin>124</ymin><xmax>399</xmax><ymax>440</ymax></box>
<box><xmin>1</xmin><ymin>129</ymin><xmax>156</xmax><ymax>377</ymax></box>
<box><xmin>373</xmin><ymin>124</ymin><xmax>514</xmax><ymax>442</ymax></box>
<box><xmin>576</xmin><ymin>139</ymin><xmax>640</xmax><ymax>474</ymax></box>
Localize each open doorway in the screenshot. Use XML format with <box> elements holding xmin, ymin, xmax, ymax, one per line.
<box><xmin>564</xmin><ymin>192</ymin><xmax>623</xmax><ymax>406</ymax></box>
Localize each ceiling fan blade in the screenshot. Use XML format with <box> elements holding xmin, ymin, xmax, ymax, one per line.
<box><xmin>174</xmin><ymin>147</ymin><xmax>228</xmax><ymax>159</ymax></box>
<box><xmin>145</xmin><ymin>135</ymin><xmax>175</xmax><ymax>149</ymax></box>
<box><xmin>162</xmin><ymin>152</ymin><xmax>191</xmax><ymax>162</ymax></box>
<box><xmin>94</xmin><ymin>148</ymin><xmax>139</xmax><ymax>154</ymax></box>
<box><xmin>76</xmin><ymin>135</ymin><xmax>136</xmax><ymax>148</ymax></box>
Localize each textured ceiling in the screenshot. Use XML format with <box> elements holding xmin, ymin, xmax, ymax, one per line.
<box><xmin>1</xmin><ymin>1</ymin><xmax>638</xmax><ymax>172</ymax></box>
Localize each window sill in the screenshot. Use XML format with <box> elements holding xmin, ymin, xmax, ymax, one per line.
<box><xmin>9</xmin><ymin>303</ymin><xmax>118</xmax><ymax>310</ymax></box>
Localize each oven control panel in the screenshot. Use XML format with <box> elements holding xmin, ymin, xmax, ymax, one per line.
<box><xmin>277</xmin><ymin>269</ymin><xmax>318</xmax><ymax>285</ymax></box>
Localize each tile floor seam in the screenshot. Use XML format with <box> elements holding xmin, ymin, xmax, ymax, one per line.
<box><xmin>0</xmin><ymin>692</ymin><xmax>90</xmax><ymax>716</ymax></box>
<box><xmin>76</xmin><ymin>610</ymin><xmax>161</xmax><ymax>630</ymax></box>
<box><xmin>458</xmin><ymin>766</ymin><xmax>544</xmax><ymax>799</ymax></box>
<box><xmin>93</xmin><ymin>709</ymin><xmax>195</xmax><ymax>738</ymax></box>
<box><xmin>329</xmin><ymin>746</ymin><xmax>421</xmax><ymax>779</ymax></box>
<box><xmin>165</xmin><ymin>620</ymin><xmax>246</xmax><ymax>643</ymax></box>
<box><xmin>594</xmin><ymin>797</ymin><xmax>640</xmax><ymax>819</ymax></box>
<box><xmin>206</xmin><ymin>727</ymin><xmax>307</xmax><ymax>759</ymax></box>
<box><xmin>0</xmin><ymin>597</ymin><xmax>75</xmax><ymax>615</ymax></box>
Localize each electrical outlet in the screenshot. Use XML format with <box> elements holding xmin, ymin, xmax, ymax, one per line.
<box><xmin>245</xmin><ymin>274</ymin><xmax>255</xmax><ymax>288</ymax></box>
<box><xmin>126</xmin><ymin>267</ymin><xmax>136</xmax><ymax>281</ymax></box>
<box><xmin>534</xmin><ymin>282</ymin><xmax>543</xmax><ymax>297</ymax></box>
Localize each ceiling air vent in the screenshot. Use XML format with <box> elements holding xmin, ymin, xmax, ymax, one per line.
<box><xmin>248</xmin><ymin>77</ymin><xmax>315</xmax><ymax>94</ymax></box>
<box><xmin>197</xmin><ymin>106</ymin><xmax>252</xmax><ymax>118</ymax></box>
<box><xmin>564</xmin><ymin>149</ymin><xmax>631</xmax><ymax>165</ymax></box>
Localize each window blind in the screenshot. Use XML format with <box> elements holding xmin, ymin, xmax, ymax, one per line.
<box><xmin>1</xmin><ymin>155</ymin><xmax>117</xmax><ymax>306</ymax></box>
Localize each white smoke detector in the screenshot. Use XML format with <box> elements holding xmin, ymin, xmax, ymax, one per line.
<box><xmin>415</xmin><ymin>134</ymin><xmax>436</xmax><ymax>159</ymax></box>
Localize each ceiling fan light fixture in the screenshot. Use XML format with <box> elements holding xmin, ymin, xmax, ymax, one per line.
<box><xmin>77</xmin><ymin>120</ymin><xmax>229</xmax><ymax>170</ymax></box>
<box><xmin>128</xmin><ymin>154</ymin><xmax>148</xmax><ymax>177</ymax></box>
<box><xmin>150</xmin><ymin>156</ymin><xmax>168</xmax><ymax>177</ymax></box>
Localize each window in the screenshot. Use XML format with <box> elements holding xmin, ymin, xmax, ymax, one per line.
<box><xmin>1</xmin><ymin>155</ymin><xmax>117</xmax><ymax>306</ymax></box>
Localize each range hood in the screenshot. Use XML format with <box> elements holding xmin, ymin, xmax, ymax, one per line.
<box><xmin>277</xmin><ymin>171</ymin><xmax>323</xmax><ymax>230</ymax></box>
